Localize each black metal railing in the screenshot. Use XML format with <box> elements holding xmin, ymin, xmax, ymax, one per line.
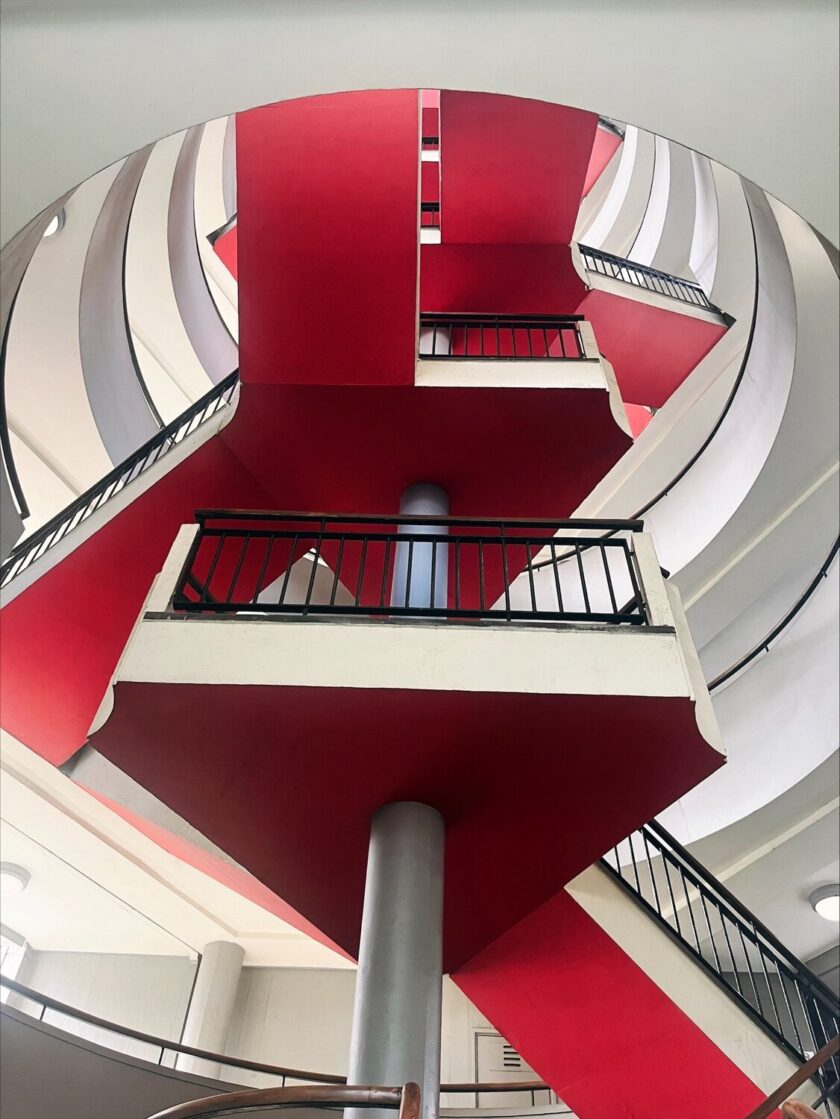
<box><xmin>709</xmin><ymin>538</ymin><xmax>840</xmax><ymax>692</ymax></box>
<box><xmin>579</xmin><ymin>244</ymin><xmax>722</xmax><ymax>313</ymax></box>
<box><xmin>602</xmin><ymin>821</ymin><xmax>840</xmax><ymax>1094</ymax></box>
<box><xmin>421</xmin><ymin>201</ymin><xmax>441</xmax><ymax>228</ymax></box>
<box><xmin>170</xmin><ymin>512</ymin><xmax>649</xmax><ymax>626</ymax></box>
<box><xmin>418</xmin><ymin>314</ymin><xmax>590</xmax><ymax>361</ymax></box>
<box><xmin>0</xmin><ymin>371</ymin><xmax>239</xmax><ymax>590</ymax></box>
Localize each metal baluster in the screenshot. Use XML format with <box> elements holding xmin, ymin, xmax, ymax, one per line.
<box><xmin>500</xmin><ymin>529</ymin><xmax>512</xmax><ymax>621</ymax></box>
<box><xmin>755</xmin><ymin>943</ymin><xmax>786</xmax><ymax>1036</ymax></box>
<box><xmin>429</xmin><ymin>531</ymin><xmax>437</xmax><ymax>609</ymax></box>
<box><xmin>549</xmin><ymin>541</ymin><xmax>564</xmax><ymax>615</ymax></box>
<box><xmin>776</xmin><ymin>965</ymin><xmax>807</xmax><ymax>1053</ymax></box>
<box><xmin>331</xmin><ymin>535</ymin><xmax>347</xmax><ymax>607</ymax></box>
<box><xmin>641</xmin><ymin>830</ymin><xmax>663</xmax><ymax>917</ymax></box>
<box><xmin>661</xmin><ymin>852</ymin><xmax>682</xmax><ymax>936</ymax></box>
<box><xmin>698</xmin><ymin>889</ymin><xmax>725</xmax><ymax>977</ymax></box>
<box><xmin>201</xmin><ymin>534</ymin><xmax>225</xmax><ymax>604</ymax></box>
<box><xmin>252</xmin><ymin>534</ymin><xmax>276</xmax><ymax>604</ymax></box>
<box><xmin>478</xmin><ymin>540</ymin><xmax>486</xmax><ymax>611</ymax></box>
<box><xmin>601</xmin><ymin>546</ymin><xmax>619</xmax><ymax>616</ymax></box>
<box><xmin>271</xmin><ymin>532</ymin><xmax>298</xmax><ymax>607</ymax></box>
<box><xmin>524</xmin><ymin>541</ymin><xmax>537</xmax><ymax>612</ymax></box>
<box><xmin>404</xmin><ymin>538</ymin><xmax>414</xmax><ymax>607</ymax></box>
<box><xmin>735</xmin><ymin>926</ymin><xmax>763</xmax><ymax>1013</ymax></box>
<box><xmin>226</xmin><ymin>533</ymin><xmax>251</xmax><ymax>604</ymax></box>
<box><xmin>354</xmin><ymin>538</ymin><xmax>368</xmax><ymax>608</ymax></box>
<box><xmin>677</xmin><ymin>866</ymin><xmax>702</xmax><ymax>952</ymax></box>
<box><xmin>454</xmin><ymin>539</ymin><xmax>461</xmax><ymax>612</ymax></box>
<box><xmin>627</xmin><ymin>831</ymin><xmax>643</xmax><ymax>895</ymax></box>
<box><xmin>378</xmin><ymin>536</ymin><xmax>390</xmax><ymax>607</ymax></box>
<box><xmin>574</xmin><ymin>544</ymin><xmax>591</xmax><ymax>615</ymax></box>
<box><xmin>718</xmin><ymin>911</ymin><xmax>746</xmax><ymax>998</ymax></box>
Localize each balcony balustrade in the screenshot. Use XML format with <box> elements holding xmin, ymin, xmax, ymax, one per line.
<box><xmin>578</xmin><ymin>244</ymin><xmax>723</xmax><ymax>314</ymax></box>
<box><xmin>170</xmin><ymin>511</ymin><xmax>648</xmax><ymax>626</ymax></box>
<box><xmin>418</xmin><ymin>314</ymin><xmax>588</xmax><ymax>361</ymax></box>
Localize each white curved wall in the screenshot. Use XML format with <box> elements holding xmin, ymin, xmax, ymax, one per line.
<box><xmin>194</xmin><ymin>116</ymin><xmax>239</xmax><ymax>340</ymax></box>
<box><xmin>1</xmin><ymin>1</ymin><xmax>837</xmax><ymax>249</ymax></box>
<box><xmin>660</xmin><ymin>558</ymin><xmax>838</xmax><ymax>843</ymax></box>
<box><xmin>5</xmin><ymin>162</ymin><xmax>122</xmax><ymax>530</ymax></box>
<box><xmin>125</xmin><ymin>131</ymin><xmax>212</xmax><ymax>423</ymax></box>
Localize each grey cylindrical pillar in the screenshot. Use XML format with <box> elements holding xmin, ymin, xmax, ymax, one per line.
<box><xmin>347</xmin><ymin>802</ymin><xmax>445</xmax><ymax>1119</ymax></box>
<box><xmin>176</xmin><ymin>940</ymin><xmax>244</xmax><ymax>1078</ymax></box>
<box><xmin>391</xmin><ymin>483</ymin><xmax>449</xmax><ymax>610</ymax></box>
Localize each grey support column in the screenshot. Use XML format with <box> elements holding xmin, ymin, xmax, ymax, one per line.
<box><xmin>176</xmin><ymin>940</ymin><xmax>244</xmax><ymax>1078</ymax></box>
<box><xmin>347</xmin><ymin>802</ymin><xmax>445</xmax><ymax>1119</ymax></box>
<box><xmin>391</xmin><ymin>483</ymin><xmax>449</xmax><ymax>610</ymax></box>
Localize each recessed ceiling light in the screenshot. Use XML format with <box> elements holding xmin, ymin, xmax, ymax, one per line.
<box><xmin>809</xmin><ymin>885</ymin><xmax>840</xmax><ymax>922</ymax></box>
<box><xmin>42</xmin><ymin>209</ymin><xmax>65</xmax><ymax>238</ymax></box>
<box><xmin>0</xmin><ymin>863</ymin><xmax>30</xmax><ymax>898</ymax></box>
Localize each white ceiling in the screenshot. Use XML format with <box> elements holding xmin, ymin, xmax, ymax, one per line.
<box><xmin>1</xmin><ymin>1</ymin><xmax>837</xmax><ymax>247</ymax></box>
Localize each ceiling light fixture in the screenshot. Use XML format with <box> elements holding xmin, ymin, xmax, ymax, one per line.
<box><xmin>809</xmin><ymin>885</ymin><xmax>840</xmax><ymax>923</ymax></box>
<box><xmin>42</xmin><ymin>209</ymin><xmax>65</xmax><ymax>238</ymax></box>
<box><xmin>0</xmin><ymin>863</ymin><xmax>31</xmax><ymax>898</ymax></box>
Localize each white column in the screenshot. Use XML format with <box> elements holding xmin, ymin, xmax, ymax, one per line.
<box><xmin>347</xmin><ymin>802</ymin><xmax>445</xmax><ymax>1119</ymax></box>
<box><xmin>391</xmin><ymin>483</ymin><xmax>449</xmax><ymax>610</ymax></box>
<box><xmin>176</xmin><ymin>940</ymin><xmax>244</xmax><ymax>1078</ymax></box>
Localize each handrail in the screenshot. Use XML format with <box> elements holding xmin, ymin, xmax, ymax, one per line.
<box><xmin>709</xmin><ymin>537</ymin><xmax>839</xmax><ymax>691</ymax></box>
<box><xmin>147</xmin><ymin>1082</ymin><xmax>420</xmax><ymax>1119</ymax></box>
<box><xmin>578</xmin><ymin>243</ymin><xmax>724</xmax><ymax>315</ymax></box>
<box><xmin>602</xmin><ymin>822</ymin><xmax>840</xmax><ymax>1074</ymax></box>
<box><xmin>0</xmin><ymin>976</ymin><xmax>550</xmax><ymax>1097</ymax></box>
<box><xmin>0</xmin><ymin>281</ymin><xmax>29</xmax><ymax>518</ymax></box>
<box><xmin>0</xmin><ymin>370</ymin><xmax>239</xmax><ymax>590</ymax></box>
<box><xmin>193</xmin><ymin>510</ymin><xmax>642</xmax><ymax>531</ymax></box>
<box><xmin>745</xmin><ymin>1035</ymin><xmax>839</xmax><ymax>1119</ymax></box>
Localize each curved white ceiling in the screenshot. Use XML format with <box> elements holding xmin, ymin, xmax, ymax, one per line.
<box><xmin>0</xmin><ymin>1</ymin><xmax>837</xmax><ymax>248</ymax></box>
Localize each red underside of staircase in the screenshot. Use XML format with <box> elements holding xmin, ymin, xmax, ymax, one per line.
<box><xmin>454</xmin><ymin>887</ymin><xmax>774</xmax><ymax>1118</ymax></box>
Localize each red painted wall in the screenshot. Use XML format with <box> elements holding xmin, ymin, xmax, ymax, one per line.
<box><xmin>421</xmin><ymin>244</ymin><xmax>585</xmax><ymax>314</ymax></box>
<box><xmin>236</xmin><ymin>91</ymin><xmax>420</xmax><ymax>387</ymax></box>
<box><xmin>93</xmin><ymin>684</ymin><xmax>721</xmax><ymax>972</ymax></box>
<box><xmin>582</xmin><ymin>127</ymin><xmax>622</xmax><ymax>198</ymax></box>
<box><xmin>0</xmin><ymin>439</ymin><xmax>273</xmax><ymax>765</ymax></box>
<box><xmin>219</xmin><ymin>382</ymin><xmax>630</xmax><ymax>520</ymax></box>
<box><xmin>454</xmin><ymin>888</ymin><xmax>773</xmax><ymax>1118</ymax></box>
<box><xmin>440</xmin><ymin>92</ymin><xmax>598</xmax><ymax>244</ymax></box>
<box><xmin>578</xmin><ymin>289</ymin><xmax>728</xmax><ymax>408</ymax></box>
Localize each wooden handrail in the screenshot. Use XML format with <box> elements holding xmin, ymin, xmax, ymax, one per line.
<box><xmin>148</xmin><ymin>1082</ymin><xmax>420</xmax><ymax>1119</ymax></box>
<box><xmin>744</xmin><ymin>1035</ymin><xmax>839</xmax><ymax>1119</ymax></box>
<box><xmin>0</xmin><ymin>976</ymin><xmax>549</xmax><ymax>1095</ymax></box>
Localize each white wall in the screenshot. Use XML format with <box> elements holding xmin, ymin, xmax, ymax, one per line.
<box><xmin>16</xmin><ymin>950</ymin><xmax>196</xmax><ymax>1062</ymax></box>
<box><xmin>12</xmin><ymin>953</ymin><xmax>506</xmax><ymax>1096</ymax></box>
